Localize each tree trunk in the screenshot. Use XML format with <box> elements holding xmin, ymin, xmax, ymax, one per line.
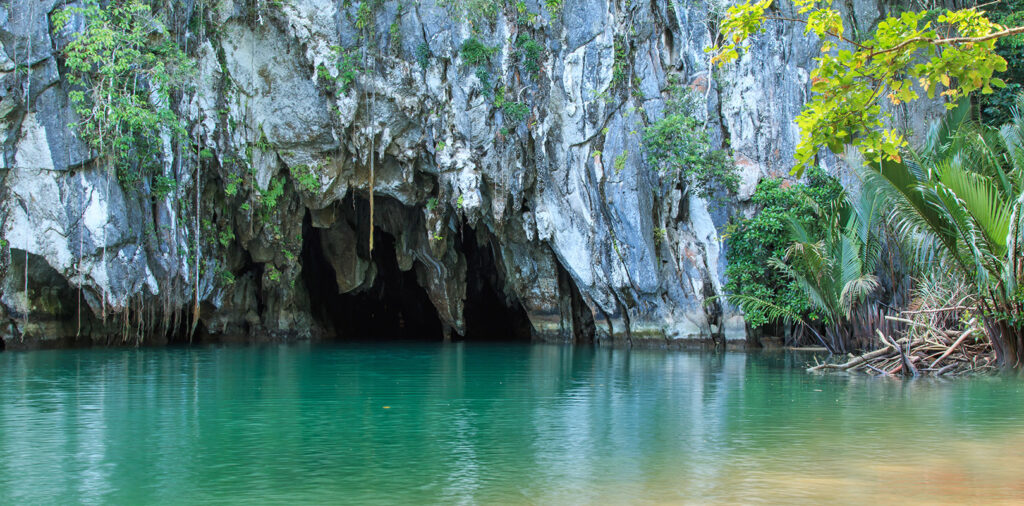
<box><xmin>984</xmin><ymin>317</ymin><xmax>1024</xmax><ymax>368</ymax></box>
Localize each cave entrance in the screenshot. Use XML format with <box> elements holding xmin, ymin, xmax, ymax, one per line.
<box><xmin>301</xmin><ymin>213</ymin><xmax>444</xmax><ymax>341</ymax></box>
<box><xmin>300</xmin><ymin>195</ymin><xmax>535</xmax><ymax>343</ymax></box>
<box><xmin>459</xmin><ymin>228</ymin><xmax>533</xmax><ymax>342</ymax></box>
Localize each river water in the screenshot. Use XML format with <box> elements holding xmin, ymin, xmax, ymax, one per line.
<box><xmin>1</xmin><ymin>343</ymin><xmax>1022</xmax><ymax>504</ymax></box>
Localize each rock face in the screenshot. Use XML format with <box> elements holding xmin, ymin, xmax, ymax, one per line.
<box><xmin>0</xmin><ymin>0</ymin><xmax>944</xmax><ymax>349</ymax></box>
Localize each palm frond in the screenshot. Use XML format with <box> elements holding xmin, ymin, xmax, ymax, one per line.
<box><xmin>933</xmin><ymin>158</ymin><xmax>1012</xmax><ymax>256</ymax></box>
<box><xmin>858</xmin><ymin>160</ymin><xmax>966</xmax><ymax>273</ymax></box>
<box><xmin>710</xmin><ymin>294</ymin><xmax>807</xmax><ymax>326</ymax></box>
<box><xmin>839</xmin><ymin>274</ymin><xmax>879</xmax><ymax>317</ymax></box>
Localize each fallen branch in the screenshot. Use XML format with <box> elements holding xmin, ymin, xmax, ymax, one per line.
<box><xmin>901</xmin><ymin>305</ymin><xmax>970</xmax><ymax>315</ymax></box>
<box><xmin>807</xmin><ymin>346</ymin><xmax>895</xmax><ymax>372</ymax></box>
<box><xmin>930</xmin><ymin>324</ymin><xmax>976</xmax><ymax>369</ymax></box>
<box><xmin>808</xmin><ymin>320</ymin><xmax>993</xmax><ymax>378</ymax></box>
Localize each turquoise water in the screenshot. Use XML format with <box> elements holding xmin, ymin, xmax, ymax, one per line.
<box><xmin>1</xmin><ymin>343</ymin><xmax>1023</xmax><ymax>504</ymax></box>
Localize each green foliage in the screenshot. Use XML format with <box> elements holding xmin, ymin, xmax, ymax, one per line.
<box><xmin>495</xmin><ymin>86</ymin><xmax>530</xmax><ymax>124</ymax></box>
<box><xmin>257</xmin><ymin>178</ymin><xmax>286</xmax><ymax>222</ymax></box>
<box><xmin>218</xmin><ymin>227</ymin><xmax>235</xmax><ymax>248</ymax></box>
<box><xmin>460</xmin><ymin>36</ymin><xmax>499</xmax><ymax>93</ymax></box>
<box><xmin>724</xmin><ymin>166</ymin><xmax>843</xmax><ymax>329</ymax></box>
<box><xmin>611</xmin><ymin>37</ymin><xmax>628</xmax><ymax>87</ymax></box>
<box><xmin>514</xmin><ymin>34</ymin><xmax>544</xmax><ymax>78</ymax></box>
<box><xmin>614</xmin><ymin>151</ymin><xmax>628</xmax><ymax>174</ymax></box>
<box><xmin>503</xmin><ymin>101</ymin><xmax>530</xmax><ymax>123</ymax></box>
<box><xmin>261</xmin><ymin>178</ymin><xmax>285</xmax><ymax>209</ymax></box>
<box><xmin>514</xmin><ymin>0</ymin><xmax>538</xmax><ymax>25</ymax></box>
<box><xmin>266</xmin><ymin>264</ymin><xmax>282</xmax><ymax>283</ymax></box>
<box><xmin>437</xmin><ymin>0</ymin><xmax>500</xmax><ymax>23</ymax></box>
<box><xmin>53</xmin><ymin>0</ymin><xmax>192</xmax><ymax>191</ymax></box>
<box><xmin>544</xmin><ymin>0</ymin><xmax>562</xmax><ymax>18</ymax></box>
<box><xmin>980</xmin><ymin>0</ymin><xmax>1024</xmax><ymax>126</ymax></box>
<box><xmin>643</xmin><ymin>80</ymin><xmax>738</xmax><ymax>198</ymax></box>
<box><xmin>289</xmin><ymin>163</ymin><xmax>321</xmax><ymax>192</ymax></box>
<box><xmin>355</xmin><ymin>0</ymin><xmax>381</xmax><ymax>31</ymax></box>
<box><xmin>389</xmin><ymin>19</ymin><xmax>401</xmax><ymax>48</ymax></box>
<box><xmin>322</xmin><ymin>46</ymin><xmax>362</xmax><ymax>95</ymax></box>
<box><xmin>151</xmin><ymin>175</ymin><xmax>177</xmax><ymax>198</ymax></box>
<box><xmin>653</xmin><ymin>227</ymin><xmax>667</xmax><ymax>247</ymax></box>
<box><xmin>767</xmin><ymin>191</ymin><xmax>885</xmax><ymax>352</ymax></box>
<box><xmin>475</xmin><ymin>67</ymin><xmax>493</xmax><ymax>93</ymax></box>
<box><xmin>426</xmin><ymin>197</ymin><xmax>438</xmax><ymax>211</ymax></box>
<box><xmin>712</xmin><ymin>0</ymin><xmax>1019</xmax><ymax>175</ymax></box>
<box><xmin>858</xmin><ymin>97</ymin><xmax>1024</xmax><ymax>365</ymax></box>
<box><xmin>218</xmin><ymin>268</ymin><xmax>236</xmax><ymax>285</ymax></box>
<box><xmin>415</xmin><ymin>43</ymin><xmax>431</xmax><ymax>70</ymax></box>
<box><xmin>224</xmin><ymin>173</ymin><xmax>243</xmax><ymax>197</ymax></box>
<box><xmin>460</xmin><ymin>37</ymin><xmax>498</xmax><ymax>67</ymax></box>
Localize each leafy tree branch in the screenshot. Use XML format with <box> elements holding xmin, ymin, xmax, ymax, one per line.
<box><xmin>710</xmin><ymin>0</ymin><xmax>1023</xmax><ymax>175</ymax></box>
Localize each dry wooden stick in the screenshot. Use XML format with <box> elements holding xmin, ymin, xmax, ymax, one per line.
<box><xmin>901</xmin><ymin>306</ymin><xmax>970</xmax><ymax>315</ymax></box>
<box><xmin>930</xmin><ymin>326</ymin><xmax>975</xmax><ymax>369</ymax></box>
<box><xmin>807</xmin><ymin>346</ymin><xmax>895</xmax><ymax>371</ymax></box>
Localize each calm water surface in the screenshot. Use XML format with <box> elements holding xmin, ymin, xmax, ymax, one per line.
<box><xmin>1</xmin><ymin>343</ymin><xmax>1023</xmax><ymax>504</ymax></box>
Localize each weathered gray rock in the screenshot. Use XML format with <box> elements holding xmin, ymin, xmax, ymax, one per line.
<box><xmin>0</xmin><ymin>0</ymin><xmax>944</xmax><ymax>348</ymax></box>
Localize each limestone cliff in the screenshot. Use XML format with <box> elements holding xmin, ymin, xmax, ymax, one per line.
<box><xmin>0</xmin><ymin>0</ymin><xmax>944</xmax><ymax>348</ymax></box>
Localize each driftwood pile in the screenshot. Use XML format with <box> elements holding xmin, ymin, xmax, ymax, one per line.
<box><xmin>807</xmin><ymin>312</ymin><xmax>996</xmax><ymax>377</ymax></box>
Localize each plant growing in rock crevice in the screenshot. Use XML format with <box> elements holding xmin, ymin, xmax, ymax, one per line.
<box><xmin>289</xmin><ymin>163</ymin><xmax>322</xmax><ymax>192</ymax></box>
<box><xmin>318</xmin><ymin>46</ymin><xmax>362</xmax><ymax>96</ymax></box>
<box><xmin>643</xmin><ymin>77</ymin><xmax>738</xmax><ymax>198</ymax></box>
<box><xmin>415</xmin><ymin>43</ymin><xmax>431</xmax><ymax>70</ymax></box>
<box><xmin>514</xmin><ymin>34</ymin><xmax>544</xmax><ymax>79</ymax></box>
<box><xmin>461</xmin><ymin>35</ymin><xmax>499</xmax><ymax>94</ymax></box>
<box><xmin>494</xmin><ymin>85</ymin><xmax>530</xmax><ymax>125</ymax></box>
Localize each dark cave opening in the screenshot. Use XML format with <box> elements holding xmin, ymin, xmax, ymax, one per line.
<box><xmin>301</xmin><ymin>213</ymin><xmax>444</xmax><ymax>341</ymax></box>
<box><xmin>459</xmin><ymin>228</ymin><xmax>533</xmax><ymax>342</ymax></box>
<box><xmin>299</xmin><ymin>196</ymin><xmax>534</xmax><ymax>342</ymax></box>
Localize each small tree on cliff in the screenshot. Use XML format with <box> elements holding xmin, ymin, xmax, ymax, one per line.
<box><xmin>710</xmin><ymin>0</ymin><xmax>1024</xmax><ymax>175</ymax></box>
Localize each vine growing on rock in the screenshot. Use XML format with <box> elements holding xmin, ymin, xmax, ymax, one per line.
<box><xmin>54</xmin><ymin>0</ymin><xmax>193</xmax><ymax>191</ymax></box>
<box><xmin>318</xmin><ymin>46</ymin><xmax>362</xmax><ymax>96</ymax></box>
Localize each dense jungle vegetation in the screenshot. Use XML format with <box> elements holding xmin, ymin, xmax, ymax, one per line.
<box><xmin>718</xmin><ymin>0</ymin><xmax>1024</xmax><ymax>373</ymax></box>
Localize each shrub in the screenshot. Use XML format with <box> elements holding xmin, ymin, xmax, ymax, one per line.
<box><xmin>514</xmin><ymin>34</ymin><xmax>544</xmax><ymax>78</ymax></box>
<box><xmin>643</xmin><ymin>79</ymin><xmax>738</xmax><ymax>198</ymax></box>
<box><xmin>723</xmin><ymin>166</ymin><xmax>843</xmax><ymax>329</ymax></box>
<box><xmin>460</xmin><ymin>37</ymin><xmax>497</xmax><ymax>67</ymax></box>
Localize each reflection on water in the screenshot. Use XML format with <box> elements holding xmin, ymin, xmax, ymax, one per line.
<box><xmin>1</xmin><ymin>344</ymin><xmax>1023</xmax><ymax>504</ymax></box>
